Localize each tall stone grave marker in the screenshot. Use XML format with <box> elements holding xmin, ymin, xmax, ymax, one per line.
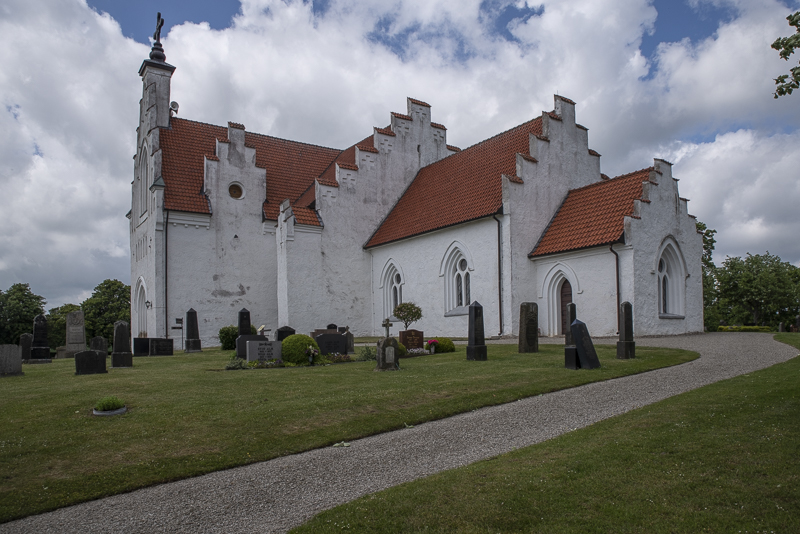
<box><xmin>19</xmin><ymin>333</ymin><xmax>32</xmax><ymax>361</ymax></box>
<box><xmin>570</xmin><ymin>319</ymin><xmax>601</xmax><ymax>369</ymax></box>
<box><xmin>184</xmin><ymin>308</ymin><xmax>202</xmax><ymax>352</ymax></box>
<box><xmin>30</xmin><ymin>314</ymin><xmax>51</xmax><ymax>362</ymax></box>
<box><xmin>90</xmin><ymin>336</ymin><xmax>107</xmax><ymax>357</ymax></box>
<box><xmin>276</xmin><ymin>326</ymin><xmax>295</xmax><ymax>341</ymax></box>
<box><xmin>65</xmin><ymin>310</ymin><xmax>86</xmax><ymax>357</ymax></box>
<box><xmin>111</xmin><ymin>321</ymin><xmax>133</xmax><ymax>368</ymax></box>
<box><xmin>0</xmin><ymin>345</ymin><xmax>23</xmax><ymax>376</ymax></box>
<box><xmin>75</xmin><ymin>350</ymin><xmax>108</xmax><ymax>375</ymax></box>
<box><xmin>466</xmin><ymin>301</ymin><xmax>488</xmax><ymax>361</ymax></box>
<box><xmin>616</xmin><ymin>301</ymin><xmax>635</xmax><ymax>359</ymax></box>
<box><xmin>564</xmin><ymin>303</ymin><xmax>578</xmax><ymax>370</ymax></box>
<box><xmin>518</xmin><ymin>302</ymin><xmax>539</xmax><ymax>353</ymax></box>
<box><xmin>375</xmin><ymin>337</ymin><xmax>400</xmax><ymax>371</ymax></box>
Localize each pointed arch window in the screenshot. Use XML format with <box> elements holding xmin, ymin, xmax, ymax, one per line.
<box><xmin>382</xmin><ymin>263</ymin><xmax>404</xmax><ymax>320</ymax></box>
<box><xmin>657</xmin><ymin>241</ymin><xmax>685</xmax><ymax>318</ymax></box>
<box><xmin>442</xmin><ymin>247</ymin><xmax>472</xmax><ymax>313</ymax></box>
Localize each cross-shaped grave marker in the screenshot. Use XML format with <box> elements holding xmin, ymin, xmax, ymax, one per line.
<box><xmin>381</xmin><ymin>318</ymin><xmax>393</xmax><ymax>338</ymax></box>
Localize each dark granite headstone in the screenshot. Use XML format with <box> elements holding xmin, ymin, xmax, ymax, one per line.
<box><xmin>570</xmin><ymin>319</ymin><xmax>601</xmax><ymax>369</ymax></box>
<box><xmin>133</xmin><ymin>337</ymin><xmax>150</xmax><ymax>356</ymax></box>
<box><xmin>238</xmin><ymin>308</ymin><xmax>251</xmax><ymax>337</ymax></box>
<box><xmin>327</xmin><ymin>323</ymin><xmax>338</xmax><ymax>330</ymax></box>
<box><xmin>276</xmin><ymin>326</ymin><xmax>296</xmax><ymax>341</ymax></box>
<box><xmin>111</xmin><ymin>321</ymin><xmax>133</xmax><ymax>368</ymax></box>
<box><xmin>466</xmin><ymin>301</ymin><xmax>487</xmax><ymax>361</ymax></box>
<box><xmin>90</xmin><ymin>336</ymin><xmax>108</xmax><ymax>356</ymax></box>
<box><xmin>399</xmin><ymin>329</ymin><xmax>424</xmax><ymax>351</ymax></box>
<box><xmin>616</xmin><ymin>301</ymin><xmax>635</xmax><ymax>359</ymax></box>
<box><xmin>518</xmin><ymin>302</ymin><xmax>538</xmax><ymax>353</ymax></box>
<box><xmin>564</xmin><ymin>345</ymin><xmax>579</xmax><ymax>370</ymax></box>
<box><xmin>0</xmin><ymin>345</ymin><xmax>23</xmax><ymax>376</ymax></box>
<box><xmin>564</xmin><ymin>303</ymin><xmax>577</xmax><ymax>346</ymax></box>
<box><xmin>30</xmin><ymin>314</ymin><xmax>51</xmax><ymax>361</ymax></box>
<box><xmin>246</xmin><ymin>340</ymin><xmax>282</xmax><ymax>363</ymax></box>
<box><xmin>148</xmin><ymin>338</ymin><xmax>174</xmax><ymax>356</ymax></box>
<box><xmin>236</xmin><ymin>334</ymin><xmax>266</xmax><ymax>359</ymax></box>
<box><xmin>74</xmin><ymin>350</ymin><xmax>107</xmax><ymax>375</ymax></box>
<box><xmin>184</xmin><ymin>308</ymin><xmax>202</xmax><ymax>352</ymax></box>
<box><xmin>337</xmin><ymin>326</ymin><xmax>346</xmax><ymax>333</ymax></box>
<box><xmin>375</xmin><ymin>337</ymin><xmax>399</xmax><ymax>371</ymax></box>
<box><xmin>19</xmin><ymin>333</ymin><xmax>32</xmax><ymax>361</ymax></box>
<box><xmin>315</xmin><ymin>333</ymin><xmax>348</xmax><ymax>355</ymax></box>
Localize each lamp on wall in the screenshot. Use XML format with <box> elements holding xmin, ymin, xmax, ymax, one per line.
<box><xmin>145</xmin><ymin>300</ymin><xmax>152</xmax><ymax>309</ymax></box>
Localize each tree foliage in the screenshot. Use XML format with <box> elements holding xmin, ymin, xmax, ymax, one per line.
<box><xmin>772</xmin><ymin>10</ymin><xmax>800</xmax><ymax>98</ymax></box>
<box><xmin>81</xmin><ymin>279</ymin><xmax>131</xmax><ymax>344</ymax></box>
<box><xmin>715</xmin><ymin>252</ymin><xmax>800</xmax><ymax>327</ymax></box>
<box><xmin>46</xmin><ymin>303</ymin><xmax>81</xmax><ymax>348</ymax></box>
<box><xmin>0</xmin><ymin>283</ymin><xmax>46</xmax><ymax>344</ymax></box>
<box><xmin>393</xmin><ymin>302</ymin><xmax>423</xmax><ymax>330</ymax></box>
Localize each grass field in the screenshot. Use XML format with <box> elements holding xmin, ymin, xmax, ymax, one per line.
<box><xmin>293</xmin><ymin>334</ymin><xmax>800</xmax><ymax>533</ymax></box>
<box><xmin>0</xmin><ymin>343</ymin><xmax>695</xmax><ymax>523</ymax></box>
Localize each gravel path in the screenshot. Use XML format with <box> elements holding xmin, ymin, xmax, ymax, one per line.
<box><xmin>3</xmin><ymin>333</ymin><xmax>796</xmax><ymax>534</ymax></box>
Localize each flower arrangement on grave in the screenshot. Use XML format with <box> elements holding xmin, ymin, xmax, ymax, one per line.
<box><xmin>306</xmin><ymin>345</ymin><xmax>320</xmax><ymax>362</ymax></box>
<box><xmin>426</xmin><ymin>339</ymin><xmax>439</xmax><ymax>349</ymax></box>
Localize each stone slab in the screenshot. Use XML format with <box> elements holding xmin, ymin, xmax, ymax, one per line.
<box><xmin>315</xmin><ymin>333</ymin><xmax>348</xmax><ymax>355</ymax></box>
<box><xmin>148</xmin><ymin>338</ymin><xmax>174</xmax><ymax>356</ymax></box>
<box><xmin>276</xmin><ymin>326</ymin><xmax>296</xmax><ymax>341</ymax></box>
<box><xmin>236</xmin><ymin>335</ymin><xmax>267</xmax><ymax>359</ymax></box>
<box><xmin>90</xmin><ymin>337</ymin><xmax>108</xmax><ymax>356</ymax></box>
<box><xmin>75</xmin><ymin>350</ymin><xmax>108</xmax><ymax>375</ymax></box>
<box><xmin>113</xmin><ymin>321</ymin><xmax>132</xmax><ymax>353</ymax></box>
<box><xmin>564</xmin><ymin>345</ymin><xmax>579</xmax><ymax>370</ymax></box>
<box><xmin>399</xmin><ymin>329</ymin><xmax>424</xmax><ymax>351</ymax></box>
<box><xmin>133</xmin><ymin>338</ymin><xmax>150</xmax><ymax>356</ymax></box>
<box><xmin>0</xmin><ymin>344</ymin><xmax>23</xmax><ymax>376</ymax></box>
<box><xmin>19</xmin><ymin>333</ymin><xmax>32</xmax><ymax>361</ymax></box>
<box><xmin>111</xmin><ymin>352</ymin><xmax>133</xmax><ymax>368</ymax></box>
<box><xmin>246</xmin><ymin>340</ymin><xmax>282</xmax><ymax>363</ymax></box>
<box><xmin>65</xmin><ymin>310</ymin><xmax>86</xmax><ymax>353</ymax></box>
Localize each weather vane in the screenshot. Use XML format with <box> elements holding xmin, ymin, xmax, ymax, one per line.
<box><xmin>153</xmin><ymin>12</ymin><xmax>165</xmax><ymax>43</ymax></box>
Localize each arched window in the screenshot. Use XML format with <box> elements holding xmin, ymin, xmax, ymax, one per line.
<box><xmin>442</xmin><ymin>246</ymin><xmax>472</xmax><ymax>312</ymax></box>
<box><xmin>136</xmin><ymin>279</ymin><xmax>148</xmax><ymax>338</ymax></box>
<box><xmin>382</xmin><ymin>262</ymin><xmax>404</xmax><ymax>319</ymax></box>
<box><xmin>657</xmin><ymin>241</ymin><xmax>685</xmax><ymax>317</ymax></box>
<box><xmin>139</xmin><ymin>146</ymin><xmax>149</xmax><ymax>216</ymax></box>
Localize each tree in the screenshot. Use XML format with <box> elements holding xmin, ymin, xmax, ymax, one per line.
<box><xmin>696</xmin><ymin>221</ymin><xmax>720</xmax><ymax>330</ymax></box>
<box><xmin>81</xmin><ymin>279</ymin><xmax>131</xmax><ymax>344</ymax></box>
<box><xmin>0</xmin><ymin>283</ymin><xmax>46</xmax><ymax>344</ymax></box>
<box><xmin>716</xmin><ymin>252</ymin><xmax>800</xmax><ymax>327</ymax></box>
<box><xmin>772</xmin><ymin>10</ymin><xmax>800</xmax><ymax>98</ymax></box>
<box><xmin>393</xmin><ymin>302</ymin><xmax>423</xmax><ymax>330</ymax></box>
<box><xmin>46</xmin><ymin>303</ymin><xmax>81</xmax><ymax>348</ymax></box>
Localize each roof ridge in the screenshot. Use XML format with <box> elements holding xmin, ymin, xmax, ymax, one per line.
<box><xmin>448</xmin><ymin>116</ymin><xmax>543</xmax><ymax>156</ymax></box>
<box><xmin>567</xmin><ymin>166</ymin><xmax>654</xmax><ymax>195</ymax></box>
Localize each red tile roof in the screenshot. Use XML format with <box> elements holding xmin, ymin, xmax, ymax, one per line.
<box><xmin>408</xmin><ymin>98</ymin><xmax>431</xmax><ymax>107</ymax></box>
<box><xmin>375</xmin><ymin>126</ymin><xmax>395</xmax><ymax>137</ymax></box>
<box><xmin>391</xmin><ymin>112</ymin><xmax>412</xmax><ymax>121</ymax></box>
<box><xmin>431</xmin><ymin>122</ymin><xmax>446</xmax><ymax>130</ymax></box>
<box><xmin>529</xmin><ymin>168</ymin><xmax>652</xmax><ymax>257</ymax></box>
<box><xmin>159</xmin><ymin>118</ymin><xmax>339</xmax><ymax>220</ymax></box>
<box><xmin>364</xmin><ymin>117</ymin><xmax>544</xmax><ymax>248</ymax></box>
<box><xmin>317</xmin><ymin>135</ymin><xmax>374</xmax><ymax>187</ymax></box>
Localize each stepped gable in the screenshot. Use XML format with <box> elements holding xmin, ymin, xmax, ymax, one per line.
<box><xmin>316</xmin><ymin>135</ymin><xmax>375</xmax><ymax>187</ymax></box>
<box><xmin>364</xmin><ymin>116</ymin><xmax>544</xmax><ymax>248</ymax></box>
<box><xmin>158</xmin><ymin>118</ymin><xmax>339</xmax><ymax>219</ymax></box>
<box><xmin>529</xmin><ymin>167</ymin><xmax>652</xmax><ymax>257</ymax></box>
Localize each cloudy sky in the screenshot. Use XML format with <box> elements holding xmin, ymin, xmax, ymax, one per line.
<box><xmin>1</xmin><ymin>0</ymin><xmax>799</xmax><ymax>309</ymax></box>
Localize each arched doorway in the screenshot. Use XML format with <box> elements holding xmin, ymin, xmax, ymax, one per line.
<box><xmin>560</xmin><ymin>279</ymin><xmax>573</xmax><ymax>335</ymax></box>
<box><xmin>136</xmin><ymin>283</ymin><xmax>148</xmax><ymax>338</ymax></box>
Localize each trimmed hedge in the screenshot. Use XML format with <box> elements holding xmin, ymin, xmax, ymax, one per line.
<box><xmin>397</xmin><ymin>342</ymin><xmax>407</xmax><ymax>358</ymax></box>
<box><xmin>282</xmin><ymin>334</ymin><xmax>321</xmax><ymax>365</ymax></box>
<box><xmin>219</xmin><ymin>324</ymin><xmax>257</xmax><ymax>350</ymax></box>
<box><xmin>434</xmin><ymin>337</ymin><xmax>456</xmax><ymax>353</ymax></box>
<box><xmin>717</xmin><ymin>325</ymin><xmax>773</xmax><ymax>333</ymax></box>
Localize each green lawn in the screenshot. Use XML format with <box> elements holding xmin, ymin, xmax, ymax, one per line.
<box><xmin>0</xmin><ymin>343</ymin><xmax>695</xmax><ymax>523</ymax></box>
<box><xmin>294</xmin><ymin>335</ymin><xmax>800</xmax><ymax>533</ymax></box>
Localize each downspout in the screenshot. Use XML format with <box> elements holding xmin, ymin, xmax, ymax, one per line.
<box><xmin>164</xmin><ymin>209</ymin><xmax>169</xmax><ymax>339</ymax></box>
<box><xmin>609</xmin><ymin>244</ymin><xmax>620</xmax><ymax>333</ymax></box>
<box><xmin>493</xmin><ymin>214</ymin><xmax>503</xmax><ymax>335</ymax></box>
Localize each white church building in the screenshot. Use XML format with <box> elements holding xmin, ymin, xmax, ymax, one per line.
<box><xmin>130</xmin><ymin>39</ymin><xmax>704</xmax><ymax>348</ymax></box>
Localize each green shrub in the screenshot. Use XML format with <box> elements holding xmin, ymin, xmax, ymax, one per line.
<box><xmin>357</xmin><ymin>346</ymin><xmax>376</xmax><ymax>361</ymax></box>
<box><xmin>718</xmin><ymin>325</ymin><xmax>773</xmax><ymax>333</ymax></box>
<box><xmin>94</xmin><ymin>396</ymin><xmax>124</xmax><ymax>411</ymax></box>
<box><xmin>219</xmin><ymin>324</ymin><xmax>257</xmax><ymax>350</ymax></box>
<box><xmin>434</xmin><ymin>337</ymin><xmax>456</xmax><ymax>353</ymax></box>
<box><xmin>282</xmin><ymin>334</ymin><xmax>321</xmax><ymax>365</ymax></box>
<box><xmin>397</xmin><ymin>342</ymin><xmax>407</xmax><ymax>357</ymax></box>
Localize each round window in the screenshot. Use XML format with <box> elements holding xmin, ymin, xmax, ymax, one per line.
<box><xmin>658</xmin><ymin>259</ymin><xmax>665</xmax><ymax>273</ymax></box>
<box><xmin>229</xmin><ymin>184</ymin><xmax>243</xmax><ymax>199</ymax></box>
<box><xmin>459</xmin><ymin>258</ymin><xmax>467</xmax><ymax>271</ymax></box>
<box><xmin>395</xmin><ymin>273</ymin><xmax>401</xmax><ymax>284</ymax></box>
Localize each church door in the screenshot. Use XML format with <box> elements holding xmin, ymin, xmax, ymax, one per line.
<box><xmin>560</xmin><ymin>279</ymin><xmax>572</xmax><ymax>335</ymax></box>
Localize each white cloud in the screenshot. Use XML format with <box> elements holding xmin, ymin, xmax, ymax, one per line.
<box><xmin>0</xmin><ymin>0</ymin><xmax>799</xmax><ymax>307</ymax></box>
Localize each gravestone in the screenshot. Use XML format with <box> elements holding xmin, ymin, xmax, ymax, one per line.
<box><xmin>246</xmin><ymin>340</ymin><xmax>282</xmax><ymax>363</ymax></box>
<box><xmin>344</xmin><ymin>327</ymin><xmax>355</xmax><ymax>354</ymax></box>
<box><xmin>149</xmin><ymin>338</ymin><xmax>174</xmax><ymax>356</ymax></box>
<box><xmin>238</xmin><ymin>308</ymin><xmax>251</xmax><ymax>336</ymax></box>
<box><xmin>327</xmin><ymin>323</ymin><xmax>338</xmax><ymax>330</ymax></box>
<box><xmin>184</xmin><ymin>308</ymin><xmax>202</xmax><ymax>352</ymax></box>
<box><xmin>570</xmin><ymin>319</ymin><xmax>601</xmax><ymax>369</ymax></box>
<box><xmin>375</xmin><ymin>337</ymin><xmax>399</xmax><ymax>371</ymax></box>
<box><xmin>0</xmin><ymin>345</ymin><xmax>23</xmax><ymax>376</ymax></box>
<box><xmin>111</xmin><ymin>321</ymin><xmax>133</xmax><ymax>368</ymax></box>
<box><xmin>315</xmin><ymin>333</ymin><xmax>348</xmax><ymax>355</ymax></box>
<box><xmin>276</xmin><ymin>326</ymin><xmax>295</xmax><ymax>341</ymax></box>
<box><xmin>466</xmin><ymin>301</ymin><xmax>488</xmax><ymax>361</ymax></box>
<box><xmin>236</xmin><ymin>334</ymin><xmax>266</xmax><ymax>359</ymax></box>
<box><xmin>29</xmin><ymin>314</ymin><xmax>51</xmax><ymax>361</ymax></box>
<box><xmin>18</xmin><ymin>333</ymin><xmax>32</xmax><ymax>361</ymax></box>
<box><xmin>65</xmin><ymin>310</ymin><xmax>86</xmax><ymax>357</ymax></box>
<box><xmin>796</xmin><ymin>315</ymin><xmax>800</xmax><ymax>332</ymax></box>
<box><xmin>133</xmin><ymin>337</ymin><xmax>150</xmax><ymax>356</ymax></box>
<box><xmin>399</xmin><ymin>329</ymin><xmax>424</xmax><ymax>351</ymax></box>
<box><xmin>74</xmin><ymin>350</ymin><xmax>108</xmax><ymax>375</ymax></box>
<box><xmin>90</xmin><ymin>336</ymin><xmax>108</xmax><ymax>357</ymax></box>
<box><xmin>56</xmin><ymin>346</ymin><xmax>68</xmax><ymax>359</ymax></box>
<box><xmin>616</xmin><ymin>301</ymin><xmax>635</xmax><ymax>359</ymax></box>
<box><xmin>518</xmin><ymin>302</ymin><xmax>539</xmax><ymax>353</ymax></box>
<box><xmin>564</xmin><ymin>303</ymin><xmax>578</xmax><ymax>369</ymax></box>
<box><xmin>564</xmin><ymin>303</ymin><xmax>577</xmax><ymax>346</ymax></box>
<box><xmin>778</xmin><ymin>322</ymin><xmax>785</xmax><ymax>333</ymax></box>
